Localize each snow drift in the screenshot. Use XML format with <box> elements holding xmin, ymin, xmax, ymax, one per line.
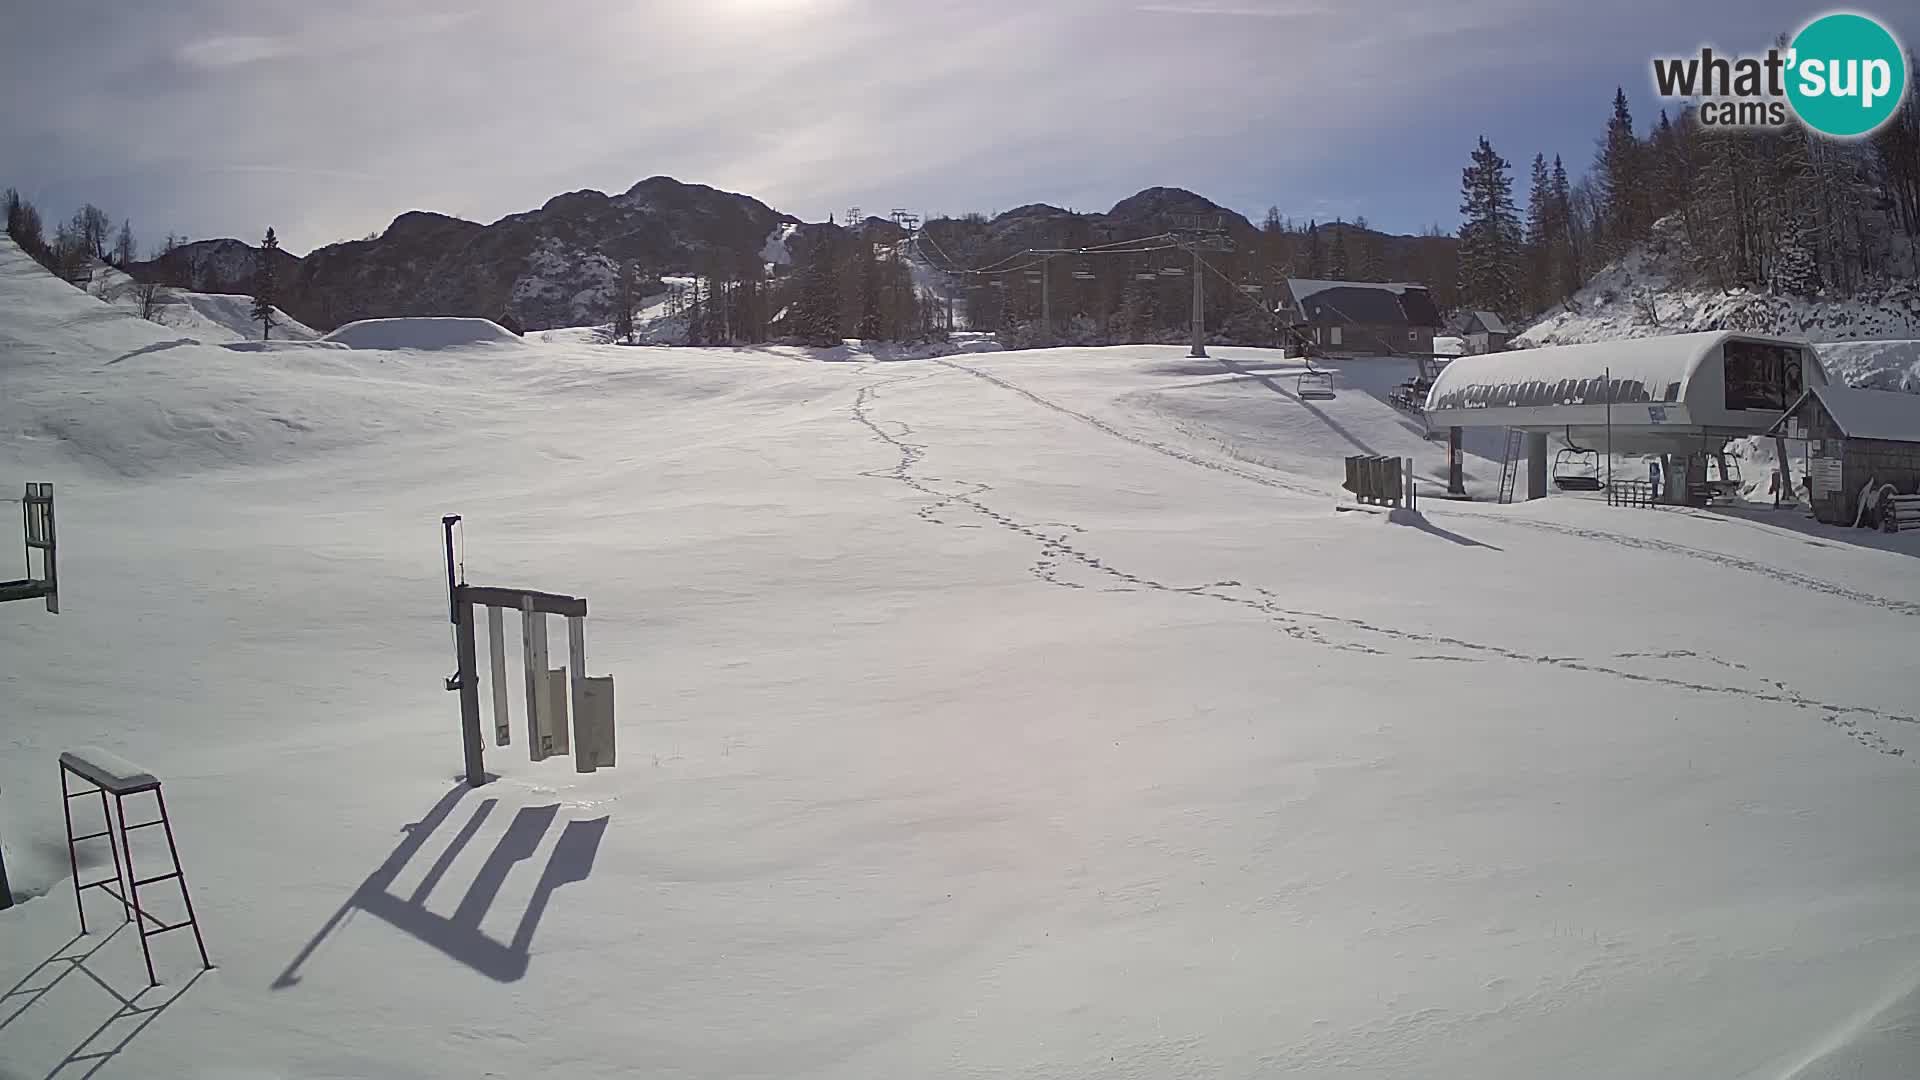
<box><xmin>323</xmin><ymin>317</ymin><xmax>523</xmax><ymax>349</ymax></box>
<box><xmin>85</xmin><ymin>264</ymin><xmax>319</xmax><ymax>344</ymax></box>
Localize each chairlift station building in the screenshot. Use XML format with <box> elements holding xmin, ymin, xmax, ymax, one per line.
<box><xmin>1424</xmin><ymin>331</ymin><xmax>1822</xmax><ymax>455</ymax></box>
<box><xmin>1422</xmin><ymin>331</ymin><xmax>1823</xmax><ymax>504</ymax></box>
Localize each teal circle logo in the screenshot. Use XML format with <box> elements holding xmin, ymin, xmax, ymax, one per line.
<box><xmin>1786</xmin><ymin>12</ymin><xmax>1908</xmax><ymax>137</ymax></box>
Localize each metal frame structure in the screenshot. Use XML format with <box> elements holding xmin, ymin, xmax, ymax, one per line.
<box><xmin>60</xmin><ymin>753</ymin><xmax>211</xmax><ymax>987</ymax></box>
<box><xmin>0</xmin><ymin>482</ymin><xmax>59</xmax><ymax>907</ymax></box>
<box><xmin>1</xmin><ymin>482</ymin><xmax>57</xmax><ymax>612</ymax></box>
<box><xmin>442</xmin><ymin>516</ymin><xmax>614</xmax><ymax>788</ymax></box>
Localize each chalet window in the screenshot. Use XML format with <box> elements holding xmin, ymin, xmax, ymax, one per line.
<box><xmin>1330</xmin><ymin>326</ymin><xmax>1343</xmax><ymax>346</ymax></box>
<box><xmin>1408</xmin><ymin>330</ymin><xmax>1417</xmax><ymax>341</ymax></box>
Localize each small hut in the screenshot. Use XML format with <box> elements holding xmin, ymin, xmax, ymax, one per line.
<box><xmin>1458</xmin><ymin>311</ymin><xmax>1512</xmax><ymax>354</ymax></box>
<box><xmin>1769</xmin><ymin>386</ymin><xmax>1920</xmax><ymax>525</ymax></box>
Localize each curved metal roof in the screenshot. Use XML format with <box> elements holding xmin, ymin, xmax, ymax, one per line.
<box><xmin>1425</xmin><ymin>331</ymin><xmax>1733</xmax><ymax>413</ymax></box>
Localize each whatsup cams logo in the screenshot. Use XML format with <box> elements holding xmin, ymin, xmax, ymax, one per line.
<box><xmin>1651</xmin><ymin>11</ymin><xmax>1909</xmax><ymax>137</ymax></box>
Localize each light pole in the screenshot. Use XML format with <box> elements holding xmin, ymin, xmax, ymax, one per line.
<box><xmin>1189</xmin><ymin>245</ymin><xmax>1206</xmax><ymax>358</ymax></box>
<box><xmin>1040</xmin><ymin>256</ymin><xmax>1052</xmax><ymax>345</ymax></box>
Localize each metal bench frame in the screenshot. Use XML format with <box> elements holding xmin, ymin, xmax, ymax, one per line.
<box><xmin>60</xmin><ymin>755</ymin><xmax>211</xmax><ymax>986</ymax></box>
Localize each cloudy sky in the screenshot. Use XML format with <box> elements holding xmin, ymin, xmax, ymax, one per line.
<box><xmin>3</xmin><ymin>0</ymin><xmax>1913</xmax><ymax>254</ymax></box>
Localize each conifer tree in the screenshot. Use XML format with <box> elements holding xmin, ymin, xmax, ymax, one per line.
<box><xmin>856</xmin><ymin>242</ymin><xmax>882</xmax><ymax>340</ymax></box>
<box><xmin>613</xmin><ymin>261</ymin><xmax>637</xmax><ymax>343</ymax></box>
<box><xmin>250</xmin><ymin>227</ymin><xmax>279</xmax><ymax>340</ymax></box>
<box><xmin>1457</xmin><ymin>137</ymin><xmax>1523</xmax><ymax>318</ymax></box>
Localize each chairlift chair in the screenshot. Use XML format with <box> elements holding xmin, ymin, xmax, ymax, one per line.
<box><xmin>1553</xmin><ymin>442</ymin><xmax>1605</xmax><ymax>491</ymax></box>
<box><xmin>1133</xmin><ymin>271</ymin><xmax>1159</xmax><ymax>281</ymax></box>
<box><xmin>1297</xmin><ymin>362</ymin><xmax>1336</xmax><ymax>400</ymax></box>
<box><xmin>1708</xmin><ymin>453</ymin><xmax>1742</xmax><ymax>495</ymax></box>
<box><xmin>1159</xmin><ymin>266</ymin><xmax>1187</xmax><ymax>278</ymax></box>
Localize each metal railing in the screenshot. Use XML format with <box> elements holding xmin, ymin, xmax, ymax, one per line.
<box><xmin>1607</xmin><ymin>479</ymin><xmax>1656</xmax><ymax>509</ymax></box>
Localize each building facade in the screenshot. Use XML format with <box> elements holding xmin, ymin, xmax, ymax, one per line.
<box><xmin>1278</xmin><ymin>279</ymin><xmax>1441</xmax><ymax>358</ymax></box>
<box><xmin>1772</xmin><ymin>386</ymin><xmax>1920</xmax><ymax>526</ymax></box>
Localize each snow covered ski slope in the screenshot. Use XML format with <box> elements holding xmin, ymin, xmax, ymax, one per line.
<box><xmin>4</xmin><ymin>234</ymin><xmax>1920</xmax><ymax>1078</ymax></box>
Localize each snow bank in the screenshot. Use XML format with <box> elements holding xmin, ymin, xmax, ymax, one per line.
<box><xmin>85</xmin><ymin>265</ymin><xmax>318</xmax><ymax>343</ymax></box>
<box><xmin>1519</xmin><ymin>223</ymin><xmax>1920</xmax><ymax>347</ymax></box>
<box><xmin>1819</xmin><ymin>339</ymin><xmax>1920</xmax><ymax>391</ymax></box>
<box><xmin>324</xmin><ymin>317</ymin><xmax>523</xmax><ymax>350</ymax></box>
<box><xmin>175</xmin><ymin>290</ymin><xmax>320</xmax><ymax>343</ymax></box>
<box><xmin>224</xmin><ymin>339</ymin><xmax>351</xmax><ymax>353</ymax></box>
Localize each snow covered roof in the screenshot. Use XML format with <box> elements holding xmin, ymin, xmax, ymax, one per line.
<box><xmin>1283</xmin><ymin>279</ymin><xmax>1441</xmax><ymax>328</ymax></box>
<box><xmin>1428</xmin><ymin>331</ymin><xmax>1738</xmax><ymax>411</ymax></box>
<box><xmin>1468</xmin><ymin>311</ymin><xmax>1509</xmax><ymax>334</ymax></box>
<box><xmin>1287</xmin><ymin>278</ymin><xmax>1422</xmax><ymax>301</ymax></box>
<box><xmin>1781</xmin><ymin>385</ymin><xmax>1920</xmax><ymax>442</ymax></box>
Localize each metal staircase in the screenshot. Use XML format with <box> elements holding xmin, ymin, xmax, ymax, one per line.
<box><xmin>1496</xmin><ymin>428</ymin><xmax>1524</xmax><ymax>505</ymax></box>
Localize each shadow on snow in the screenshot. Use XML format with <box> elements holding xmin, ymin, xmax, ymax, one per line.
<box><xmin>272</xmin><ymin>786</ymin><xmax>608</xmax><ymax>988</ymax></box>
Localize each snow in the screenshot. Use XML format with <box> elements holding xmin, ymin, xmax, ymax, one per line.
<box><xmin>1427</xmin><ymin>330</ymin><xmax>1770</xmax><ymax>410</ymax></box>
<box><xmin>1433</xmin><ymin>334</ymin><xmax>1466</xmax><ymax>356</ymax></box>
<box><xmin>1517</xmin><ymin>231</ymin><xmax>1920</xmax><ymax>348</ymax></box>
<box><xmin>84</xmin><ymin>264</ymin><xmax>318</xmax><ymax>344</ymax></box>
<box><xmin>5</xmin><ymin>232</ymin><xmax>1920</xmax><ymax>1077</ymax></box>
<box><xmin>760</xmin><ymin>223</ymin><xmax>798</xmax><ymax>267</ymax></box>
<box><xmin>1819</xmin><ymin>339</ymin><xmax>1920</xmax><ymax>392</ymax></box>
<box><xmin>1287</xmin><ymin>278</ymin><xmax>1422</xmax><ymax>300</ymax></box>
<box><xmin>223</xmin><ymin>339</ymin><xmax>351</xmax><ymax>353</ymax></box>
<box><xmin>1794</xmin><ymin>385</ymin><xmax>1920</xmax><ymax>443</ymax></box>
<box><xmin>58</xmin><ymin>748</ymin><xmax>159</xmax><ymax>794</ymax></box>
<box><xmin>323</xmin><ymin>317</ymin><xmax>523</xmax><ymax>350</ymax></box>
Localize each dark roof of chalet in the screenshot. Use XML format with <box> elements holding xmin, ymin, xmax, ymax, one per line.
<box><xmin>1282</xmin><ymin>279</ymin><xmax>1442</xmax><ymax>329</ymax></box>
<box><xmin>1769</xmin><ymin>386</ymin><xmax>1920</xmax><ymax>443</ymax></box>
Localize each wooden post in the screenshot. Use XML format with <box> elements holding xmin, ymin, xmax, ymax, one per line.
<box><xmin>578</xmin><ymin>677</ymin><xmax>616</xmax><ymax>772</ymax></box>
<box><xmin>547</xmin><ymin>669</ymin><xmax>570</xmax><ymax>757</ymax></box>
<box><xmin>522</xmin><ymin>599</ymin><xmax>550</xmax><ymax>761</ymax></box>
<box><xmin>566</xmin><ymin>616</ymin><xmax>587</xmax><ymax>756</ymax></box>
<box><xmin>487</xmin><ymin>606</ymin><xmax>510</xmax><ymax>746</ymax></box>
<box><xmin>455</xmin><ymin>594</ymin><xmax>485</xmax><ymax>788</ymax></box>
<box><xmin>1448</xmin><ymin>427</ymin><xmax>1465</xmax><ymax>496</ymax></box>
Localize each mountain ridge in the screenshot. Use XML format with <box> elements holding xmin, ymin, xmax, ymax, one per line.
<box><xmin>128</xmin><ymin>179</ymin><xmax>1451</xmax><ymax>332</ymax></box>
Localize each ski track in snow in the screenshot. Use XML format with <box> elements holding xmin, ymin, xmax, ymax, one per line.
<box><xmin>854</xmin><ymin>366</ymin><xmax>1916</xmax><ymax>761</ymax></box>
<box><xmin>1430</xmin><ymin>512</ymin><xmax>1920</xmax><ymax>620</ymax></box>
<box><xmin>930</xmin><ymin>358</ymin><xmax>1323</xmax><ymax>497</ymax></box>
<box><xmin>937</xmin><ymin>355</ymin><xmax>1920</xmax><ymax>621</ymax></box>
